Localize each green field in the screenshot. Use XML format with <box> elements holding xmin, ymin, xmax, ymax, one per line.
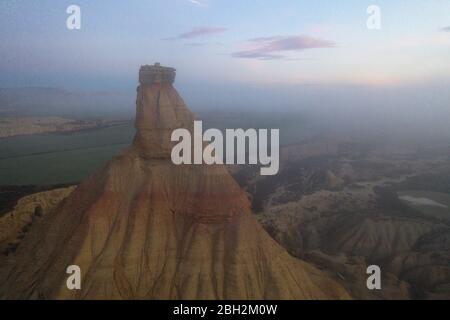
<box><xmin>0</xmin><ymin>112</ymin><xmax>312</xmax><ymax>186</ymax></box>
<box><xmin>0</xmin><ymin>123</ymin><xmax>135</xmax><ymax>185</ymax></box>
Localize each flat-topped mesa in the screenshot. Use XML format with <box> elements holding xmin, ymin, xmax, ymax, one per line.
<box><xmin>139</xmin><ymin>63</ymin><xmax>176</xmax><ymax>85</ymax></box>
<box><xmin>133</xmin><ymin>63</ymin><xmax>194</xmax><ymax>159</ymax></box>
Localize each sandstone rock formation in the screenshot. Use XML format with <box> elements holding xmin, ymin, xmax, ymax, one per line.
<box><xmin>0</xmin><ymin>64</ymin><xmax>349</xmax><ymax>300</ymax></box>
<box><xmin>0</xmin><ymin>187</ymin><xmax>75</xmax><ymax>255</ymax></box>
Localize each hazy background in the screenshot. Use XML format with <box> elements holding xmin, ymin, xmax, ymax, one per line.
<box><xmin>0</xmin><ymin>0</ymin><xmax>449</xmax><ymax>138</ymax></box>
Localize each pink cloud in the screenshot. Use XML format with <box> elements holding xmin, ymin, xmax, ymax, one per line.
<box><xmin>170</xmin><ymin>27</ymin><xmax>227</xmax><ymax>40</ymax></box>
<box><xmin>232</xmin><ymin>35</ymin><xmax>336</xmax><ymax>60</ymax></box>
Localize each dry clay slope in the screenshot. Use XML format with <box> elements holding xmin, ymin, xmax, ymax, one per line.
<box><xmin>0</xmin><ymin>67</ymin><xmax>349</xmax><ymax>300</ymax></box>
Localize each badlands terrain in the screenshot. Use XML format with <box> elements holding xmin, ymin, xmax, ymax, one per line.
<box><xmin>0</xmin><ymin>70</ymin><xmax>448</xmax><ymax>300</ymax></box>
<box><xmin>1</xmin><ymin>131</ymin><xmax>449</xmax><ymax>299</ymax></box>
<box><xmin>0</xmin><ymin>66</ymin><xmax>349</xmax><ymax>300</ymax></box>
<box><xmin>234</xmin><ymin>135</ymin><xmax>450</xmax><ymax>299</ymax></box>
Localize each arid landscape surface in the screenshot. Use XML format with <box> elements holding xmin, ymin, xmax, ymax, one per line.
<box><xmin>236</xmin><ymin>135</ymin><xmax>450</xmax><ymax>299</ymax></box>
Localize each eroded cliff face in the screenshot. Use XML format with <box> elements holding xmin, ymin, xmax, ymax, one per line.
<box><xmin>0</xmin><ymin>65</ymin><xmax>349</xmax><ymax>300</ymax></box>
<box><xmin>133</xmin><ymin>82</ymin><xmax>194</xmax><ymax>159</ymax></box>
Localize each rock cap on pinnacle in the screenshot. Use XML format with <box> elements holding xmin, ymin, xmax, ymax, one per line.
<box><xmin>139</xmin><ymin>63</ymin><xmax>176</xmax><ymax>85</ymax></box>
<box><xmin>133</xmin><ymin>63</ymin><xmax>194</xmax><ymax>159</ymax></box>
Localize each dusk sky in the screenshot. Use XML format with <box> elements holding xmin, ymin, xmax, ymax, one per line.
<box><xmin>0</xmin><ymin>0</ymin><xmax>449</xmax><ymax>110</ymax></box>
